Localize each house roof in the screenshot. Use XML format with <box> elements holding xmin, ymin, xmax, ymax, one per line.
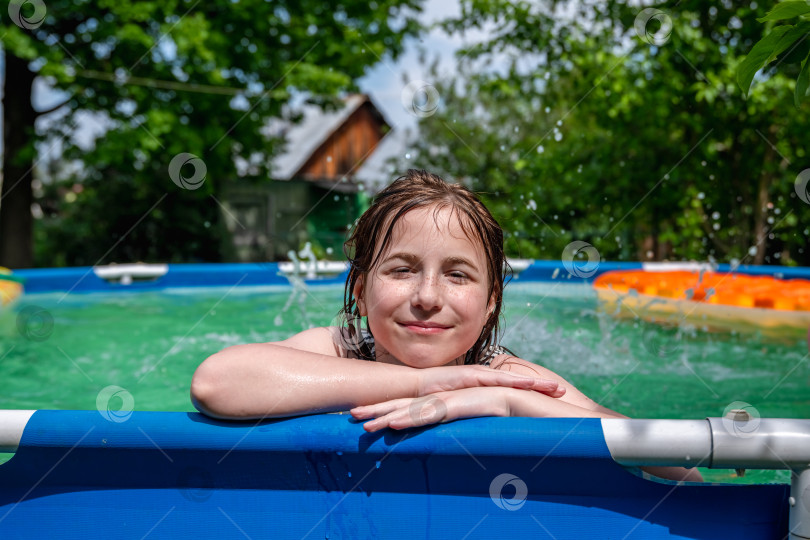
<box><xmin>353</xmin><ymin>126</ymin><xmax>419</xmax><ymax>192</ymax></box>
<box><xmin>267</xmin><ymin>94</ymin><xmax>390</xmax><ymax>181</ymax></box>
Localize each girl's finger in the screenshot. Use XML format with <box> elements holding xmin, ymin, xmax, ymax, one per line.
<box><xmin>350</xmin><ymin>398</ymin><xmax>412</xmax><ymax>419</ymax></box>
<box><xmin>357</xmin><ymin>395</ymin><xmax>450</xmax><ymax>432</ymax></box>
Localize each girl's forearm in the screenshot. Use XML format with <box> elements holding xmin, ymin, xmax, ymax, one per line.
<box><xmin>506</xmin><ymin>389</ymin><xmax>625</xmax><ymax>419</ymax></box>
<box><xmin>505</xmin><ymin>390</ymin><xmax>702</xmax><ymax>482</ymax></box>
<box><xmin>191</xmin><ymin>343</ymin><xmax>418</xmax><ymax>420</ymax></box>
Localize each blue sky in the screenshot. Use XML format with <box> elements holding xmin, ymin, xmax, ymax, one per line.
<box><xmin>357</xmin><ymin>0</ymin><xmax>465</xmax><ymax>131</ymax></box>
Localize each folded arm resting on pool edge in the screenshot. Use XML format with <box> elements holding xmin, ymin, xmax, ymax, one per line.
<box><xmin>190</xmin><ymin>327</ymin><xmax>702</xmax><ymax>483</ymax></box>
<box><xmin>190</xmin><ymin>328</ymin><xmax>563</xmax><ymax>420</ymax></box>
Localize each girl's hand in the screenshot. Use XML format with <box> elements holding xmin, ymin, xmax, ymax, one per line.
<box><xmin>351</xmin><ymin>387</ymin><xmax>511</xmax><ymax>432</ymax></box>
<box><xmin>415</xmin><ymin>365</ymin><xmax>565</xmax><ymax>399</ymax></box>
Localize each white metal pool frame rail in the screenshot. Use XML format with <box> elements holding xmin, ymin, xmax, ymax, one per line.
<box><xmin>602</xmin><ymin>417</ymin><xmax>810</xmax><ymax>539</ymax></box>
<box><xmin>1</xmin><ymin>411</ymin><xmax>808</xmax><ymax>538</ymax></box>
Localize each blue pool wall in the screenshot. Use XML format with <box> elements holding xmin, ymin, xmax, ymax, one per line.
<box><xmin>13</xmin><ymin>261</ymin><xmax>810</xmax><ymax>293</ymax></box>
<box><xmin>0</xmin><ymin>412</ymin><xmax>790</xmax><ymax>539</ymax></box>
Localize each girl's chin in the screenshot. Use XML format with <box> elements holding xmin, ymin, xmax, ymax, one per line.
<box><xmin>392</xmin><ymin>352</ymin><xmax>463</xmax><ymax>368</ymax></box>
<box><xmin>374</xmin><ymin>343</ymin><xmax>466</xmax><ymax>367</ymax></box>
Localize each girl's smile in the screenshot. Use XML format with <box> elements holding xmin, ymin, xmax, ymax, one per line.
<box><xmin>355</xmin><ymin>205</ymin><xmax>494</xmax><ymax>368</ymax></box>
<box><xmin>398</xmin><ymin>321</ymin><xmax>452</xmax><ymax>334</ymax></box>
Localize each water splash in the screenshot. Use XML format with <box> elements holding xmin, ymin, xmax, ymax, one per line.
<box><xmin>274</xmin><ymin>243</ymin><xmax>315</xmax><ymax>329</ymax></box>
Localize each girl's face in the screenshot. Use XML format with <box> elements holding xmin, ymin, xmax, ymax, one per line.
<box><xmin>354</xmin><ymin>205</ymin><xmax>495</xmax><ymax>368</ymax></box>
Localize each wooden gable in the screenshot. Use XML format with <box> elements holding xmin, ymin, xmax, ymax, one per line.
<box><xmin>294</xmin><ymin>100</ymin><xmax>388</xmax><ymax>182</ymax></box>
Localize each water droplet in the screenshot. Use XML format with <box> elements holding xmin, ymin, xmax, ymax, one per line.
<box><xmin>375</xmin><ymin>460</ymin><xmax>381</xmax><ymax>469</ymax></box>
<box><xmin>748</xmin><ymin>246</ymin><xmax>757</xmax><ymax>256</ymax></box>
<box><xmin>556</xmin><ymin>120</ymin><xmax>562</xmax><ymax>126</ymax></box>
<box><xmin>711</xmin><ymin>211</ymin><xmax>720</xmax><ymax>220</ymax></box>
<box><xmin>544</xmin><ymin>106</ymin><xmax>550</xmax><ymax>113</ymax></box>
<box><xmin>712</xmin><ymin>223</ymin><xmax>720</xmax><ymax>230</ymax></box>
<box><xmin>347</xmin><ymin>471</ymin><xmax>352</xmax><ymax>477</ymax></box>
<box><xmin>527</xmin><ymin>199</ymin><xmax>537</xmax><ymax>211</ymax></box>
<box><xmin>697</xmin><ymin>192</ymin><xmax>705</xmax><ymax>200</ymax></box>
<box><xmin>554</xmin><ymin>131</ymin><xmax>563</xmax><ymax>142</ymax></box>
<box><xmin>404</xmin><ymin>153</ymin><xmax>411</xmax><ymax>159</ymax></box>
<box><xmin>336</xmin><ymin>451</ymin><xmax>343</xmax><ymax>456</ymax></box>
<box><xmin>537</xmin><ymin>145</ymin><xmax>544</xmax><ymax>154</ymax></box>
<box><xmin>500</xmin><ymin>145</ymin><xmax>506</xmax><ymax>151</ymax></box>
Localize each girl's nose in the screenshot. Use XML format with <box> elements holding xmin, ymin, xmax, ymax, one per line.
<box><xmin>412</xmin><ymin>274</ymin><xmax>442</xmax><ymax>311</ymax></box>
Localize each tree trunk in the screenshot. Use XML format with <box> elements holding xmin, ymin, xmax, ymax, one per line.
<box><xmin>752</xmin><ymin>173</ymin><xmax>769</xmax><ymax>265</ymax></box>
<box><xmin>0</xmin><ymin>53</ymin><xmax>37</xmax><ymax>269</ymax></box>
<box><xmin>752</xmin><ymin>130</ymin><xmax>775</xmax><ymax>266</ymax></box>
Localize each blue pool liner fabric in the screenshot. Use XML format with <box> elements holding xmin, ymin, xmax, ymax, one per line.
<box><xmin>14</xmin><ymin>261</ymin><xmax>810</xmax><ymax>293</ymax></box>
<box><xmin>0</xmin><ymin>411</ymin><xmax>789</xmax><ymax>539</ymax></box>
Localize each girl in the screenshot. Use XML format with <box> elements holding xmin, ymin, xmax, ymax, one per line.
<box><xmin>191</xmin><ymin>169</ymin><xmax>701</xmax><ymax>482</ymax></box>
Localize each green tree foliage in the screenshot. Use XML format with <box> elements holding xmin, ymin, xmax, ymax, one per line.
<box><xmin>737</xmin><ymin>0</ymin><xmax>810</xmax><ymax>106</ymax></box>
<box><xmin>411</xmin><ymin>0</ymin><xmax>809</xmax><ymax>265</ymax></box>
<box><xmin>1</xmin><ymin>0</ymin><xmax>422</xmax><ymax>267</ymax></box>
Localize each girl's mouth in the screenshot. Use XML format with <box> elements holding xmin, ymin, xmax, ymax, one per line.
<box><xmin>398</xmin><ymin>321</ymin><xmax>451</xmax><ymax>334</ymax></box>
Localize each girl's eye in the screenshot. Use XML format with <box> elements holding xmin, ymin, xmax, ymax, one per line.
<box><xmin>393</xmin><ymin>267</ymin><xmax>411</xmax><ymax>274</ymax></box>
<box><xmin>449</xmin><ymin>271</ymin><xmax>468</xmax><ymax>280</ymax></box>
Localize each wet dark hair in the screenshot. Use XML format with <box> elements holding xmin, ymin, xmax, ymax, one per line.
<box><xmin>338</xmin><ymin>169</ymin><xmax>510</xmax><ymax>365</ymax></box>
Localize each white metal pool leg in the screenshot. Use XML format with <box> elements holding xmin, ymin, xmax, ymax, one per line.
<box><xmin>791</xmin><ymin>468</ymin><xmax>810</xmax><ymax>540</ymax></box>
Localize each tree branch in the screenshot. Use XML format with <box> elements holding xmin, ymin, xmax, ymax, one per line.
<box><xmin>35</xmin><ymin>99</ymin><xmax>71</xmax><ymax>118</ymax></box>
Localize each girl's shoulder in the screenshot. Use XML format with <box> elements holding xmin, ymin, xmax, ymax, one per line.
<box><xmin>276</xmin><ymin>326</ymin><xmax>375</xmax><ymax>360</ymax></box>
<box><xmin>274</xmin><ymin>327</ymin><xmax>343</xmax><ymax>357</ymax></box>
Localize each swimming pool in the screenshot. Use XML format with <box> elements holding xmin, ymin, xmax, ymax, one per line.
<box><xmin>1</xmin><ymin>262</ymin><xmax>807</xmax><ymax>485</ymax></box>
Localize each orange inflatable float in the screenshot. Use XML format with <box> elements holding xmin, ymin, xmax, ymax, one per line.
<box><xmin>0</xmin><ymin>267</ymin><xmax>23</xmax><ymax>306</ymax></box>
<box><xmin>593</xmin><ymin>269</ymin><xmax>810</xmax><ymax>337</ymax></box>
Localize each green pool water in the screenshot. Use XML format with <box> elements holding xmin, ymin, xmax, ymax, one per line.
<box><xmin>1</xmin><ymin>281</ymin><xmax>808</xmax><ymax>484</ymax></box>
